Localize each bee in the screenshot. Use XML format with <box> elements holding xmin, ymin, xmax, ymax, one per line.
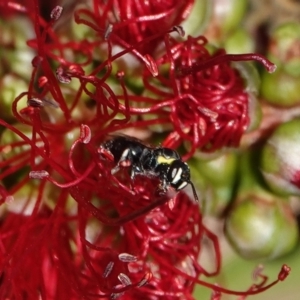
<box><xmin>98</xmin><ymin>135</ymin><xmax>198</xmax><ymax>201</ymax></box>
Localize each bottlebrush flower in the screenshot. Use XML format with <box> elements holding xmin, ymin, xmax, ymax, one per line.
<box><xmin>74</xmin><ymin>0</ymin><xmax>195</xmax><ymax>56</ymax></box>
<box><xmin>0</xmin><ymin>1</ymin><xmax>290</xmax><ymax>300</ymax></box>
<box><xmin>128</xmin><ymin>35</ymin><xmax>276</xmax><ymax>159</ymax></box>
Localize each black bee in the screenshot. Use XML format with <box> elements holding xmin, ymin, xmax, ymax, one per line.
<box><xmin>99</xmin><ymin>135</ymin><xmax>198</xmax><ymax>201</ymax></box>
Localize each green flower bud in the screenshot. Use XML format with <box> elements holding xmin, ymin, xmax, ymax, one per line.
<box><xmin>193</xmin><ymin>152</ymin><xmax>237</xmax><ymax>186</ymax></box>
<box><xmin>261</xmin><ymin>68</ymin><xmax>300</xmax><ymax>107</ymax></box>
<box><xmin>224</xmin><ymin>29</ymin><xmax>255</xmax><ymax>54</ymax></box>
<box><xmin>225</xmin><ymin>150</ymin><xmax>298</xmax><ymax>260</ymax></box>
<box><xmin>261</xmin><ymin>22</ymin><xmax>300</xmax><ymax>106</ymax></box>
<box><xmin>232</xmin><ymin>61</ymin><xmax>262</xmax><ymax>132</ymax></box>
<box><xmin>189</xmin><ymin>152</ymin><xmax>238</xmax><ymax>216</ymax></box>
<box><xmin>269</xmin><ymin>22</ymin><xmax>300</xmax><ymax>76</ymax></box>
<box><xmin>0</xmin><ymin>17</ymin><xmax>34</xmax><ymax>78</ymax></box>
<box><xmin>203</xmin><ymin>0</ymin><xmax>248</xmax><ymax>43</ymax></box>
<box><xmin>180</xmin><ymin>0</ymin><xmax>213</xmax><ymax>36</ymax></box>
<box><xmin>225</xmin><ymin>195</ymin><xmax>298</xmax><ymax>260</ymax></box>
<box><xmin>261</xmin><ymin>118</ymin><xmax>300</xmax><ymax>196</ymax></box>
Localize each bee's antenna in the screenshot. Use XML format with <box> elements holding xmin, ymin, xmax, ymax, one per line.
<box><xmin>189</xmin><ymin>181</ymin><xmax>199</xmax><ymax>202</ymax></box>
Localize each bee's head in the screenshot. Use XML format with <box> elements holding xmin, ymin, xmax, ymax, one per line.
<box><xmin>167</xmin><ymin>160</ymin><xmax>198</xmax><ymax>202</ymax></box>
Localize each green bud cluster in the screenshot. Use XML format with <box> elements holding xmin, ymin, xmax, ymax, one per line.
<box><xmin>261</xmin><ymin>23</ymin><xmax>300</xmax><ymax>106</ymax></box>
<box><xmin>182</xmin><ymin>1</ymin><xmax>300</xmax><ymax>263</ymax></box>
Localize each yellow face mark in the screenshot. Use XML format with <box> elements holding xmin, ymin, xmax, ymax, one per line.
<box><xmin>157</xmin><ymin>155</ymin><xmax>176</xmax><ymax>165</ymax></box>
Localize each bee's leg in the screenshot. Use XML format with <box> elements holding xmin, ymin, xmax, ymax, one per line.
<box><xmin>128</xmin><ymin>168</ymin><xmax>137</xmax><ymax>191</ymax></box>
<box><xmin>131</xmin><ymin>163</ymin><xmax>144</xmax><ymax>180</ymax></box>
<box><xmin>128</xmin><ymin>164</ymin><xmax>146</xmax><ymax>192</ymax></box>
<box><xmin>130</xmin><ymin>167</ymin><xmax>136</xmax><ymax>180</ymax></box>
<box><xmin>111</xmin><ymin>165</ymin><xmax>121</xmax><ymax>175</ymax></box>
<box><xmin>158</xmin><ymin>176</ymin><xmax>168</xmax><ymax>194</ymax></box>
<box><xmin>111</xmin><ymin>148</ymin><xmax>133</xmax><ymax>175</ymax></box>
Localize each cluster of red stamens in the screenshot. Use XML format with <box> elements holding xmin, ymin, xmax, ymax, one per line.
<box><xmin>0</xmin><ymin>1</ymin><xmax>288</xmax><ymax>299</ymax></box>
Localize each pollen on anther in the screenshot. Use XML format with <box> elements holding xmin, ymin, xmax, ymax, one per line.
<box><xmin>110</xmin><ymin>292</ymin><xmax>124</xmax><ymax>299</ymax></box>
<box><xmin>80</xmin><ymin>124</ymin><xmax>91</xmax><ymax>144</ymax></box>
<box><xmin>27</xmin><ymin>98</ymin><xmax>44</xmax><ymax>108</ymax></box>
<box><xmin>118</xmin><ymin>273</ymin><xmax>132</xmax><ymax>286</ymax></box>
<box><xmin>29</xmin><ymin>170</ymin><xmax>50</xmax><ymax>179</ymax></box>
<box><xmin>50</xmin><ymin>6</ymin><xmax>63</xmax><ymax>21</ymax></box>
<box><xmin>137</xmin><ymin>272</ymin><xmax>152</xmax><ymax>287</ymax></box>
<box><xmin>278</xmin><ymin>264</ymin><xmax>291</xmax><ymax>281</ymax></box>
<box><xmin>56</xmin><ymin>67</ymin><xmax>71</xmax><ymax>84</ymax></box>
<box><xmin>103</xmin><ymin>261</ymin><xmax>114</xmax><ymax>278</ymax></box>
<box><xmin>118</xmin><ymin>253</ymin><xmax>138</xmax><ymax>263</ymax></box>
<box><xmin>105</xmin><ymin>24</ymin><xmax>113</xmax><ymax>40</ymax></box>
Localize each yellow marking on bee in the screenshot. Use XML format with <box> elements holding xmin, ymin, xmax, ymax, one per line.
<box><xmin>157</xmin><ymin>156</ymin><xmax>176</xmax><ymax>165</ymax></box>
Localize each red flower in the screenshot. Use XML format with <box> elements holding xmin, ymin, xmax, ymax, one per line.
<box><xmin>74</xmin><ymin>0</ymin><xmax>194</xmax><ymax>56</ymax></box>
<box><xmin>137</xmin><ymin>35</ymin><xmax>276</xmax><ymax>159</ymax></box>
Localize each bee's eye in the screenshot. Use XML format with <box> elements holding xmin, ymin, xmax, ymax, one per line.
<box><xmin>177</xmin><ymin>181</ymin><xmax>188</xmax><ymax>190</ymax></box>
<box><xmin>171</xmin><ymin>167</ymin><xmax>183</xmax><ymax>184</ymax></box>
